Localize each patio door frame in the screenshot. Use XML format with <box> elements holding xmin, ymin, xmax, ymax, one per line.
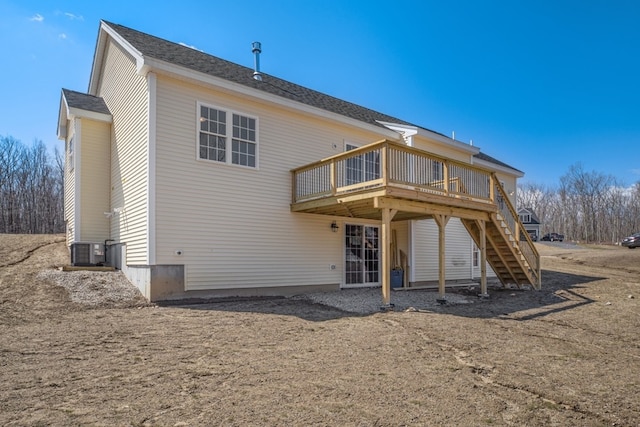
<box><xmin>343</xmin><ymin>223</ymin><xmax>380</xmax><ymax>288</ymax></box>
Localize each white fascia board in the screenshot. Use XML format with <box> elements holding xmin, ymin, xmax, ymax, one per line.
<box><xmin>87</xmin><ymin>25</ymin><xmax>106</xmax><ymax>95</ymax></box>
<box><xmin>89</xmin><ymin>21</ymin><xmax>145</xmax><ymax>95</ymax></box>
<box><xmin>419</xmin><ymin>128</ymin><xmax>479</xmax><ymax>154</ymax></box>
<box><xmin>518</xmin><ymin>207</ymin><xmax>531</xmax><ymax>215</ymax></box>
<box><xmin>473</xmin><ymin>157</ymin><xmax>525</xmax><ymax>178</ymax></box>
<box><xmin>57</xmin><ymin>95</ymin><xmax>69</xmax><ymax>140</ymax></box>
<box><xmin>377</xmin><ymin>121</ymin><xmax>479</xmax><ymax>155</ymax></box>
<box><xmin>68</xmin><ymin>107</ymin><xmax>113</xmax><ymax>123</ymax></box>
<box><xmin>377</xmin><ymin>122</ymin><xmax>418</xmax><ymax>140</ymax></box>
<box><xmin>139</xmin><ymin>57</ymin><xmax>401</xmax><ymax>140</ymax></box>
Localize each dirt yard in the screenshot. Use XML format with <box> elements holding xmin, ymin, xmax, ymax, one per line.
<box><xmin>1</xmin><ymin>234</ymin><xmax>639</xmax><ymax>426</ymax></box>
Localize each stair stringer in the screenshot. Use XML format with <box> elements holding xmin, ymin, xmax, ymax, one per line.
<box><xmin>462</xmin><ymin>215</ymin><xmax>536</xmax><ymax>288</ymax></box>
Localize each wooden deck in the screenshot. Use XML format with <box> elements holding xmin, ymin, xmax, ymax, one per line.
<box><xmin>291</xmin><ymin>139</ymin><xmax>540</xmax><ymax>306</ymax></box>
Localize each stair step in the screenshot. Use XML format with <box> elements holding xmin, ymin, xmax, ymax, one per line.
<box><xmin>461</xmin><ymin>217</ymin><xmax>539</xmax><ymax>289</ymax></box>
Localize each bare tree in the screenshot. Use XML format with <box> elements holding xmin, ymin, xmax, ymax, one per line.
<box><xmin>0</xmin><ymin>136</ymin><xmax>25</xmax><ymax>233</ymax></box>
<box><xmin>516</xmin><ymin>182</ymin><xmax>548</xmax><ymax>212</ymax></box>
<box><xmin>519</xmin><ymin>164</ymin><xmax>640</xmax><ymax>244</ymax></box>
<box><xmin>0</xmin><ymin>136</ymin><xmax>64</xmax><ymax>234</ymax></box>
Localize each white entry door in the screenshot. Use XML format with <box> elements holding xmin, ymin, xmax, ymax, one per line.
<box><xmin>344</xmin><ymin>224</ymin><xmax>380</xmax><ymax>286</ymax></box>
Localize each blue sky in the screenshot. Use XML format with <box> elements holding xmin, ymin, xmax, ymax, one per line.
<box><xmin>1</xmin><ymin>0</ymin><xmax>639</xmax><ymax>187</ymax></box>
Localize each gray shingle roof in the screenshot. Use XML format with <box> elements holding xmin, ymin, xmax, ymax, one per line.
<box><xmin>62</xmin><ymin>88</ymin><xmax>111</xmax><ymax>115</ymax></box>
<box><xmin>99</xmin><ymin>21</ymin><xmax>522</xmax><ymax>174</ymax></box>
<box><xmin>474</xmin><ymin>151</ymin><xmax>522</xmax><ymax>174</ymax></box>
<box><xmin>103</xmin><ymin>21</ymin><xmax>417</xmax><ymax>130</ymax></box>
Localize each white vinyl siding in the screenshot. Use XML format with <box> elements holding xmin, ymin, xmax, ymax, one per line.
<box><xmin>393</xmin><ymin>221</ymin><xmax>409</xmax><ymax>285</ymax></box>
<box><xmin>412</xmin><ymin>218</ymin><xmax>475</xmax><ymax>283</ymax></box>
<box><xmin>472</xmin><ymin>242</ymin><xmax>497</xmax><ymax>280</ymax></box>
<box><xmin>496</xmin><ymin>173</ymin><xmax>518</xmax><ymax>207</ymax></box>
<box><xmin>68</xmin><ymin>137</ymin><xmax>75</xmax><ymax>172</ymax></box>
<box><xmin>64</xmin><ymin>128</ymin><xmax>76</xmax><ymax>245</ymax></box>
<box><xmin>79</xmin><ymin>119</ymin><xmax>111</xmax><ymax>242</ymax></box>
<box><xmin>394</xmin><ymin>221</ymin><xmax>409</xmax><ymax>264</ymax></box>
<box><xmin>154</xmin><ymin>76</ymin><xmax>388</xmax><ymax>290</ymax></box>
<box><xmin>97</xmin><ymin>39</ymin><xmax>150</xmax><ymax>264</ymax></box>
<box><xmin>411</xmin><ymin>134</ymin><xmax>473</xmax><ymax>163</ymax></box>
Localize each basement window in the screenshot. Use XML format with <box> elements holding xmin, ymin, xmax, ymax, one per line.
<box><xmin>198</xmin><ymin>103</ymin><xmax>258</xmax><ymax>168</ymax></box>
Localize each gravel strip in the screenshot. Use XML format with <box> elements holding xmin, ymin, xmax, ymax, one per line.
<box><xmin>38</xmin><ymin>268</ymin><xmax>482</xmax><ymax>314</ymax></box>
<box><xmin>292</xmin><ymin>286</ymin><xmax>479</xmax><ymax>314</ymax></box>
<box><xmin>38</xmin><ymin>269</ymin><xmax>150</xmax><ymax>308</ymax></box>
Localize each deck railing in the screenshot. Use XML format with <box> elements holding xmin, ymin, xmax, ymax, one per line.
<box><xmin>292</xmin><ymin>140</ymin><xmax>494</xmax><ymax>204</ymax></box>
<box><xmin>493</xmin><ymin>179</ymin><xmax>541</xmax><ymax>288</ymax></box>
<box><xmin>292</xmin><ymin>139</ymin><xmax>541</xmax><ymax>288</ymax></box>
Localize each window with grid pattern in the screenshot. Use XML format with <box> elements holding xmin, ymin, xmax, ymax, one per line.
<box><xmin>232</xmin><ymin>114</ymin><xmax>256</xmax><ymax>167</ymax></box>
<box><xmin>198</xmin><ymin>104</ymin><xmax>257</xmax><ymax>168</ymax></box>
<box><xmin>344</xmin><ymin>143</ymin><xmax>380</xmax><ymax>185</ymax></box>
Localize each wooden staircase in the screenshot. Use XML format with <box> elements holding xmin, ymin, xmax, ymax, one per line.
<box><xmin>462</xmin><ymin>214</ymin><xmax>540</xmax><ymax>289</ymax></box>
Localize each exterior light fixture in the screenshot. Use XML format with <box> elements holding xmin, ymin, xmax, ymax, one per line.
<box><xmin>331</xmin><ymin>221</ymin><xmax>339</xmax><ymax>232</ymax></box>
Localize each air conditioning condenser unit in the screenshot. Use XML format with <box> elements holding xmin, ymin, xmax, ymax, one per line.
<box><xmin>71</xmin><ymin>242</ymin><xmax>106</xmax><ymax>266</ymax></box>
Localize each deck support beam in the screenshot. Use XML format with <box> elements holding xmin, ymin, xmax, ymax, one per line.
<box><xmin>477</xmin><ymin>219</ymin><xmax>489</xmax><ymax>297</ymax></box>
<box><xmin>434</xmin><ymin>214</ymin><xmax>450</xmax><ymax>302</ymax></box>
<box><xmin>381</xmin><ymin>207</ymin><xmax>397</xmax><ymax>308</ymax></box>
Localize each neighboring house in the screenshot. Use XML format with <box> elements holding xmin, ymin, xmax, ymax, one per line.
<box><xmin>57</xmin><ymin>21</ymin><xmax>540</xmax><ymax>304</ymax></box>
<box><xmin>518</xmin><ymin>208</ymin><xmax>541</xmax><ymax>241</ymax></box>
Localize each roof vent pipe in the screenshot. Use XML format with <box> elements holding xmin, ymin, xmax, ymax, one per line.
<box><xmin>252</xmin><ymin>41</ymin><xmax>262</xmax><ymax>81</ymax></box>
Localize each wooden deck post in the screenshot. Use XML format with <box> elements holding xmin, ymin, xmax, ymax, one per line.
<box><xmin>434</xmin><ymin>214</ymin><xmax>450</xmax><ymax>302</ymax></box>
<box><xmin>489</xmin><ymin>174</ymin><xmax>495</xmax><ymax>203</ymax></box>
<box><xmin>381</xmin><ymin>142</ymin><xmax>389</xmax><ymax>187</ymax></box>
<box><xmin>291</xmin><ymin>170</ymin><xmax>297</xmax><ymax>204</ymax></box>
<box><xmin>477</xmin><ymin>219</ymin><xmax>489</xmax><ymax>298</ymax></box>
<box><xmin>381</xmin><ymin>207</ymin><xmax>397</xmax><ymax>309</ymax></box>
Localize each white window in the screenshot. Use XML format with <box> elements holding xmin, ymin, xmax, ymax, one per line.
<box><xmin>519</xmin><ymin>213</ymin><xmax>531</xmax><ymax>223</ymax></box>
<box><xmin>198</xmin><ymin>103</ymin><xmax>257</xmax><ymax>168</ymax></box>
<box><xmin>344</xmin><ymin>142</ymin><xmax>380</xmax><ymax>185</ymax></box>
<box><xmin>472</xmin><ymin>243</ymin><xmax>479</xmax><ymax>267</ymax></box>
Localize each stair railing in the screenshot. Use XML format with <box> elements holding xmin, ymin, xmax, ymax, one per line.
<box><xmin>492</xmin><ymin>175</ymin><xmax>541</xmax><ymax>289</ymax></box>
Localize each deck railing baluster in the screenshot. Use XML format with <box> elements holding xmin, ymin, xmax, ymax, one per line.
<box><xmin>292</xmin><ymin>140</ymin><xmax>498</xmax><ymax>205</ymax></box>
